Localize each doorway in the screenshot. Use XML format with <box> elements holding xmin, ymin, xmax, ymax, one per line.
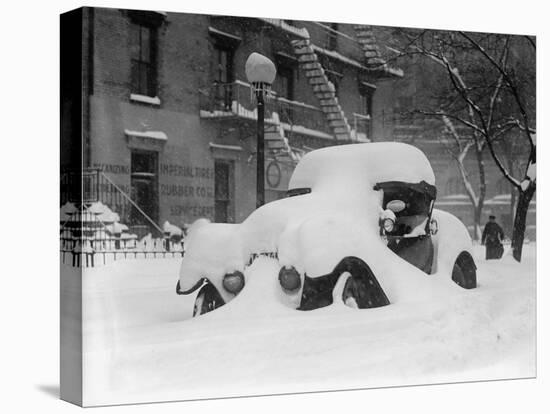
<box><xmin>214</xmin><ymin>160</ymin><xmax>234</xmax><ymax>223</ymax></box>
<box><xmin>130</xmin><ymin>150</ymin><xmax>159</xmax><ymax>236</ymax></box>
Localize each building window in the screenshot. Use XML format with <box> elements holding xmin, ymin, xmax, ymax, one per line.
<box><xmin>214</xmin><ymin>160</ymin><xmax>234</xmax><ymax>223</ymax></box>
<box><xmin>213</xmin><ymin>45</ymin><xmax>234</xmax><ymax>84</ymax></box>
<box><xmin>358</xmin><ymin>82</ymin><xmax>376</xmax><ymax>117</ymax></box>
<box><xmin>130</xmin><ymin>21</ymin><xmax>157</xmax><ymax>97</ymax></box>
<box><xmin>212</xmin><ymin>44</ymin><xmax>235</xmax><ymax>110</ymax></box>
<box><xmin>326</xmin><ymin>71</ymin><xmax>342</xmax><ymax>97</ymax></box>
<box><xmin>326</xmin><ymin>23</ymin><xmax>338</xmax><ymax>50</ymax></box>
<box><xmin>360</xmin><ymin>90</ymin><xmax>373</xmax><ymax>117</ymax></box>
<box><xmin>274</xmin><ymin>64</ymin><xmax>294</xmax><ymax>100</ymax></box>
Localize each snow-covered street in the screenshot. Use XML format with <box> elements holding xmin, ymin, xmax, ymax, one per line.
<box><xmin>76</xmin><ymin>244</ymin><xmax>535</xmax><ymax>407</ymax></box>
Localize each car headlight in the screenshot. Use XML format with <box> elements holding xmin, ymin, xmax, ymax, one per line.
<box><xmin>383</xmin><ymin>218</ymin><xmax>395</xmax><ymax>233</ymax></box>
<box><xmin>278</xmin><ymin>266</ymin><xmax>301</xmax><ymax>291</ymax></box>
<box><xmin>222</xmin><ymin>271</ymin><xmax>245</xmax><ymax>294</ymax></box>
<box><xmin>430</xmin><ymin>218</ymin><xmax>438</xmax><ymax>235</ymax></box>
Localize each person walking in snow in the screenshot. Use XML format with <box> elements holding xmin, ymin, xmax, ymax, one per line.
<box><xmin>482</xmin><ymin>215</ymin><xmax>505</xmax><ymax>260</ymax></box>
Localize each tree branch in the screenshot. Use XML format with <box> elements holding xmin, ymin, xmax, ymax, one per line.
<box><xmin>415</xmin><ymin>110</ymin><xmax>485</xmax><ymax>136</ymax></box>
<box><xmin>459</xmin><ymin>32</ymin><xmax>535</xmax><ymax>155</ymax></box>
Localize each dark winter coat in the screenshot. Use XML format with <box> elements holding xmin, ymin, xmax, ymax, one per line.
<box><xmin>482</xmin><ymin>221</ymin><xmax>505</xmax><ymax>260</ymax></box>
<box><xmin>482</xmin><ymin>222</ymin><xmax>504</xmax><ymax>247</ymax></box>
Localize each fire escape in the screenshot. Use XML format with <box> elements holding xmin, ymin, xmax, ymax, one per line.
<box><xmin>290</xmin><ymin>38</ymin><xmax>353</xmax><ymax>141</ymax></box>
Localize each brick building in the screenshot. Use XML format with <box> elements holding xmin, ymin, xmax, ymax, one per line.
<box><xmin>61</xmin><ymin>7</ymin><xmax>403</xmax><ymax>235</ymax></box>
<box><xmin>62</xmin><ymin>7</ymin><xmax>533</xmax><ymax>240</ymax></box>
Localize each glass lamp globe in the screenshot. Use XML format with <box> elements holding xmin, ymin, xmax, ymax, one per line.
<box><xmin>245</xmin><ymin>52</ymin><xmax>277</xmax><ymax>85</ymax></box>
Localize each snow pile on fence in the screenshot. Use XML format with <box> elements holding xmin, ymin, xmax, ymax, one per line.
<box><xmin>60</xmin><ymin>201</ymin><xmax>137</xmax><ymax>251</ymax></box>
<box><xmin>136</xmin><ymin>233</ymin><xmax>183</xmax><ymax>252</ymax></box>
<box><xmin>163</xmin><ymin>220</ymin><xmax>184</xmax><ymax>238</ymax></box>
<box><xmin>60</xmin><ymin>201</ymin><xmax>77</xmax><ymax>222</ymax></box>
<box><xmin>86</xmin><ymin>201</ymin><xmax>121</xmax><ymax>223</ymax></box>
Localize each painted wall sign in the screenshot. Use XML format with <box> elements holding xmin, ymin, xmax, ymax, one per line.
<box><xmin>161</xmin><ymin>184</ymin><xmax>214</xmax><ymax>198</ymax></box>
<box><xmin>160</xmin><ymin>164</ymin><xmax>214</xmax><ymax>179</ymax></box>
<box><xmin>170</xmin><ymin>205</ymin><xmax>214</xmax><ymax>218</ymax></box>
<box><xmin>94</xmin><ymin>163</ymin><xmax>130</xmax><ymax>174</ymax></box>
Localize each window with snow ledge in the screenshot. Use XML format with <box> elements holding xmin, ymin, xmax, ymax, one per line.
<box><xmin>130</xmin><ymin>94</ymin><xmax>161</xmax><ymax>106</ymax></box>
<box><xmin>128</xmin><ymin>10</ymin><xmax>165</xmax><ymax>100</ymax></box>
<box><xmin>125</xmin><ymin>129</ymin><xmax>167</xmax><ymax>152</ymax></box>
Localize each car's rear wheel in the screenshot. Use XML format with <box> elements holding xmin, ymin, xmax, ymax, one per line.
<box><xmin>193</xmin><ymin>282</ymin><xmax>225</xmax><ymax>316</ymax></box>
<box><xmin>452</xmin><ymin>251</ymin><xmax>477</xmax><ymax>289</ymax></box>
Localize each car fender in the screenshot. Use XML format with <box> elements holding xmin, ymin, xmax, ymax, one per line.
<box><xmin>178</xmin><ymin>219</ymin><xmax>244</xmax><ymax>303</ymax></box>
<box><xmin>431</xmin><ymin>208</ymin><xmax>476</xmax><ymax>276</ymax></box>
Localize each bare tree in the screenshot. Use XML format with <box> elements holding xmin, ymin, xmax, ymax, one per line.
<box><xmin>439</xmin><ymin>115</ymin><xmax>486</xmax><ymax>240</ymax></box>
<box><xmin>387</xmin><ymin>30</ymin><xmax>535</xmax><ymax>260</ymax></box>
<box><xmin>459</xmin><ymin>32</ymin><xmax>536</xmax><ymax>262</ymax></box>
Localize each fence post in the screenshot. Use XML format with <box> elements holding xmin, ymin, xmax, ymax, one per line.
<box><xmin>164</xmin><ymin>232</ymin><xmax>171</xmax><ymax>252</ymax></box>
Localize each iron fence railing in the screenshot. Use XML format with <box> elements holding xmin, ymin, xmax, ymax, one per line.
<box><xmin>61</xmin><ymin>169</ymin><xmax>164</xmax><ymax>237</ymax></box>
<box><xmin>62</xmin><ymin>168</ymin><xmax>128</xmax><ymax>217</ymax></box>
<box><xmin>60</xmin><ymin>205</ymin><xmax>184</xmax><ymax>267</ymax></box>
<box><xmin>200</xmin><ymin>81</ymin><xmax>331</xmax><ymax>136</ymax></box>
<box><xmin>60</xmin><ymin>169</ymin><xmax>183</xmax><ymax>267</ymax></box>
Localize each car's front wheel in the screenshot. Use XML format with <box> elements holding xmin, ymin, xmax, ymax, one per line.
<box><xmin>193</xmin><ymin>282</ymin><xmax>225</xmax><ymax>316</ymax></box>
<box><xmin>337</xmin><ymin>257</ymin><xmax>390</xmax><ymax>309</ymax></box>
<box><xmin>452</xmin><ymin>251</ymin><xmax>477</xmax><ymax>289</ymax></box>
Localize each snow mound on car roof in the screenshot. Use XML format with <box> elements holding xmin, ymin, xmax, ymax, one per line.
<box><xmin>289</xmin><ymin>142</ymin><xmax>435</xmax><ymax>192</ymax></box>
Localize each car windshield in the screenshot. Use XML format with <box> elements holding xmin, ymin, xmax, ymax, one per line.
<box><xmin>375</xmin><ymin>181</ymin><xmax>436</xmax><ymax>237</ymax></box>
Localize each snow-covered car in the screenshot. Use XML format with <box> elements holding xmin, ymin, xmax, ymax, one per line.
<box><xmin>176</xmin><ymin>142</ymin><xmax>477</xmax><ymax>316</ymax></box>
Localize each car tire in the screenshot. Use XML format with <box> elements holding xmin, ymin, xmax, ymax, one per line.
<box><xmin>192</xmin><ymin>282</ymin><xmax>225</xmax><ymax>317</ymax></box>
<box><xmin>336</xmin><ymin>257</ymin><xmax>390</xmax><ymax>309</ymax></box>
<box><xmin>452</xmin><ymin>251</ymin><xmax>477</xmax><ymax>289</ymax></box>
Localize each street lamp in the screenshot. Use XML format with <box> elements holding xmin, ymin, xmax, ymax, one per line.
<box><xmin>245</xmin><ymin>52</ymin><xmax>276</xmax><ymax>208</ymax></box>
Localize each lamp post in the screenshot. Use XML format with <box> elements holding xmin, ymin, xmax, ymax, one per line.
<box><xmin>245</xmin><ymin>52</ymin><xmax>276</xmax><ymax>208</ymax></box>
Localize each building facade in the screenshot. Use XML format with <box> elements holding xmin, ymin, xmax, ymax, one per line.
<box><xmin>62</xmin><ymin>7</ymin><xmax>533</xmax><ymax>240</ymax></box>
<box><xmin>61</xmin><ymin>8</ymin><xmax>402</xmax><ymax>235</ymax></box>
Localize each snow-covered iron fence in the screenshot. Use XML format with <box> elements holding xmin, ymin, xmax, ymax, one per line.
<box><xmin>61</xmin><ymin>168</ymin><xmax>165</xmax><ymax>238</ymax></box>
<box><xmin>199</xmin><ymin>81</ymin><xmax>331</xmax><ymax>136</ymax></box>
<box><xmin>61</xmin><ymin>239</ymin><xmax>183</xmax><ymax>267</ymax></box>
<box><xmin>60</xmin><ymin>205</ymin><xmax>184</xmax><ymax>267</ymax></box>
<box><xmin>61</xmin><ymin>170</ymin><xmax>185</xmax><ymax>267</ymax></box>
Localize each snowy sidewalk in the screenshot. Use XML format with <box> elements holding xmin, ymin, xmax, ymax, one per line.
<box><xmin>76</xmin><ymin>244</ymin><xmax>535</xmax><ymax>406</ymax></box>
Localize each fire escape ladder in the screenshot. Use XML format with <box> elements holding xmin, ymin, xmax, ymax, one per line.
<box><xmin>264</xmin><ymin>112</ymin><xmax>293</xmax><ymax>158</ymax></box>
<box><xmin>353</xmin><ymin>25</ymin><xmax>386</xmax><ymax>68</ymax></box>
<box><xmin>290</xmin><ymin>39</ymin><xmax>352</xmax><ymax>141</ymax></box>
